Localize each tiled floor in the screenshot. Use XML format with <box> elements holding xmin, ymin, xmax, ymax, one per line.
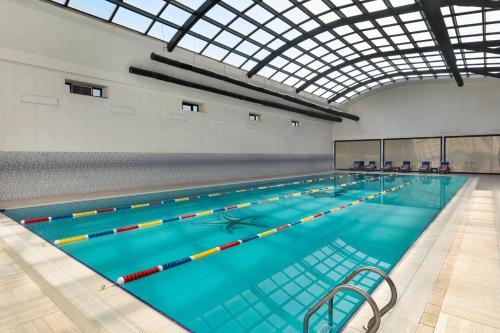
<box><xmin>416</xmin><ymin>176</ymin><xmax>500</xmax><ymax>333</ymax></box>
<box><xmin>0</xmin><ymin>174</ymin><xmax>499</xmax><ymax>333</ymax></box>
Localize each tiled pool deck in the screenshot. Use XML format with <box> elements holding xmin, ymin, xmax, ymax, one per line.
<box><xmin>0</xmin><ymin>173</ymin><xmax>498</xmax><ymax>333</ymax></box>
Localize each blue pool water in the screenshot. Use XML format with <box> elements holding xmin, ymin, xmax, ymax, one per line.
<box><xmin>7</xmin><ymin>173</ymin><xmax>467</xmax><ymax>332</ymax></box>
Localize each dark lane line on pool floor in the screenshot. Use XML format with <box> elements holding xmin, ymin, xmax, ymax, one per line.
<box><xmin>53</xmin><ymin>176</ymin><xmax>391</xmax><ymax>246</ymax></box>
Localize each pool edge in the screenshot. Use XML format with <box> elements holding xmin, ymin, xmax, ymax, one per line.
<box><xmin>343</xmin><ymin>175</ymin><xmax>478</xmax><ymax>333</ymax></box>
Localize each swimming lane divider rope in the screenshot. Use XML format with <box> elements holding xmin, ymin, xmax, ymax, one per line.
<box><xmin>21</xmin><ymin>173</ymin><xmax>359</xmax><ymax>225</ymax></box>
<box><xmin>116</xmin><ymin>178</ymin><xmax>420</xmax><ymax>285</ymax></box>
<box><xmin>53</xmin><ymin>176</ymin><xmax>386</xmax><ymax>246</ymax></box>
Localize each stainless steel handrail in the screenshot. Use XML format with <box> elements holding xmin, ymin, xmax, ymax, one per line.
<box><xmin>303</xmin><ymin>285</ymin><xmax>381</xmax><ymax>333</ymax></box>
<box><xmin>303</xmin><ymin>266</ymin><xmax>397</xmax><ymax>333</ymax></box>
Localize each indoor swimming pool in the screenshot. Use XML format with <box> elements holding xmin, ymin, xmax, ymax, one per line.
<box><xmin>6</xmin><ymin>173</ymin><xmax>467</xmax><ymax>333</ymax></box>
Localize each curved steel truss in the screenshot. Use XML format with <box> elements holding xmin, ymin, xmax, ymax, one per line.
<box><xmin>47</xmin><ymin>0</ymin><xmax>500</xmax><ymax>106</ymax></box>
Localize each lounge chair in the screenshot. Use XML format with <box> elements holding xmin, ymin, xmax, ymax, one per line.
<box><xmin>365</xmin><ymin>161</ymin><xmax>377</xmax><ymax>171</ymax></box>
<box><xmin>419</xmin><ymin>161</ymin><xmax>431</xmax><ymax>173</ymax></box>
<box><xmin>439</xmin><ymin>161</ymin><xmax>450</xmax><ymax>174</ymax></box>
<box><xmin>349</xmin><ymin>160</ymin><xmax>364</xmax><ymax>171</ymax></box>
<box><xmin>382</xmin><ymin>161</ymin><xmax>393</xmax><ymax>172</ymax></box>
<box><xmin>400</xmin><ymin>161</ymin><xmax>412</xmax><ymax>172</ymax></box>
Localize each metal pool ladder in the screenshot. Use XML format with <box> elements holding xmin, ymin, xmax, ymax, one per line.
<box><xmin>303</xmin><ymin>266</ymin><xmax>397</xmax><ymax>333</ymax></box>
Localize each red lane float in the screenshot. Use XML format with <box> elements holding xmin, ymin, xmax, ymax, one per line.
<box><xmin>53</xmin><ymin>176</ymin><xmax>387</xmax><ymax>246</ymax></box>
<box><xmin>21</xmin><ymin>173</ymin><xmax>360</xmax><ymax>224</ymax></box>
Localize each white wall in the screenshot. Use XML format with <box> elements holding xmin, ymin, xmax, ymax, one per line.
<box><xmin>0</xmin><ymin>0</ymin><xmax>333</xmax><ymax>155</ymax></box>
<box><xmin>333</xmin><ymin>79</ymin><xmax>500</xmax><ymax>141</ymax></box>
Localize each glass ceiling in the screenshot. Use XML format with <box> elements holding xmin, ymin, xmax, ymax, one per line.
<box><xmin>48</xmin><ymin>0</ymin><xmax>500</xmax><ymax>104</ymax></box>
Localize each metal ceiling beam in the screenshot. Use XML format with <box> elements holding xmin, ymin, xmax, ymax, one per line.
<box><xmin>464</xmin><ymin>45</ymin><xmax>500</xmax><ymax>55</ymax></box>
<box><xmin>440</xmin><ymin>0</ymin><xmax>500</xmax><ymax>9</ymax></box>
<box><xmin>129</xmin><ymin>67</ymin><xmax>343</xmax><ymax>122</ymax></box>
<box><xmin>327</xmin><ymin>67</ymin><xmax>500</xmax><ymax>103</ymax></box>
<box><xmin>246</xmin><ymin>3</ymin><xmax>420</xmax><ymax>78</ymax></box>
<box><xmin>167</xmin><ymin>0</ymin><xmax>220</xmax><ymax>52</ymax></box>
<box><xmin>151</xmin><ymin>53</ymin><xmax>359</xmax><ymax>121</ymax></box>
<box><xmin>468</xmin><ymin>68</ymin><xmax>500</xmax><ymax>78</ymax></box>
<box><xmin>420</xmin><ymin>0</ymin><xmax>464</xmax><ymax>87</ymax></box>
<box><xmin>296</xmin><ymin>41</ymin><xmax>500</xmax><ymax>93</ymax></box>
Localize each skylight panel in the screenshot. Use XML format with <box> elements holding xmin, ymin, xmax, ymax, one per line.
<box><xmin>296</xmin><ymin>54</ymin><xmax>314</xmax><ymax>65</ymax></box>
<box><xmin>271</xmin><ymin>71</ymin><xmax>289</xmax><ymax>82</ymax></box>
<box><xmin>310</xmin><ymin>46</ymin><xmax>328</xmax><ymax>57</ymax></box>
<box><xmin>283</xmin><ymin>7</ymin><xmax>309</xmax><ymax>24</ymax></box>
<box><xmin>223</xmin><ymin>0</ymin><xmax>253</xmax><ymax>12</ymax></box>
<box><xmin>203</xmin><ymin>44</ymin><xmax>230</xmax><ymax>61</ymax></box>
<box><xmin>283</xmin><ymin>62</ymin><xmax>301</xmax><ymax>73</ymax></box>
<box><xmin>124</xmin><ymin>0</ymin><xmax>165</xmax><ymax>15</ymax></box>
<box><xmin>283</xmin><ymin>47</ymin><xmax>302</xmax><ymax>59</ymax></box>
<box><xmin>319</xmin><ymin>12</ymin><xmax>340</xmax><ymax>24</ymax></box>
<box><xmin>177</xmin><ymin>0</ymin><xmax>205</xmax><ymax>10</ymax></box>
<box><xmin>299</xmin><ymin>39</ymin><xmax>319</xmax><ymax>50</ymax></box>
<box><xmin>295</xmin><ymin>68</ymin><xmax>312</xmax><ymax>78</ymax></box>
<box><xmin>383</xmin><ymin>25</ymin><xmax>404</xmax><ymax>35</ymax></box>
<box><xmin>300</xmin><ymin>20</ymin><xmax>321</xmax><ymax>32</ymax></box>
<box><xmin>283</xmin><ymin>29</ymin><xmax>302</xmax><ymax>40</ymax></box>
<box><xmin>250</xmin><ymin>29</ymin><xmax>275</xmax><ymax>44</ymax></box>
<box><xmin>412</xmin><ymin>31</ymin><xmax>432</xmax><ymax>41</ymax></box>
<box><xmin>223</xmin><ymin>52</ymin><xmax>247</xmax><ymax>67</ymax></box>
<box><xmin>246</xmin><ymin>5</ymin><xmax>273</xmax><ymax>24</ymax></box>
<box><xmin>191</xmin><ymin>19</ymin><xmax>220</xmax><ymax>39</ymax></box>
<box><xmin>215</xmin><ymin>31</ymin><xmax>242</xmax><ymax>48</ymax></box>
<box><xmin>334</xmin><ymin>25</ymin><xmax>354</xmax><ymax>36</ymax></box>
<box><xmin>112</xmin><ymin>7</ymin><xmax>152</xmax><ymax>33</ymax></box>
<box><xmin>178</xmin><ymin>34</ymin><xmax>207</xmax><ymax>53</ymax></box>
<box><xmin>253</xmin><ymin>48</ymin><xmax>271</xmax><ymax>60</ymax></box>
<box><xmin>399</xmin><ymin>11</ymin><xmax>423</xmax><ymax>22</ymax></box>
<box><xmin>161</xmin><ymin>5</ymin><xmax>190</xmax><ymax>26</ymax></box>
<box><xmin>206</xmin><ymin>5</ymin><xmax>236</xmax><ymax>25</ymax></box>
<box><xmin>303</xmin><ymin>0</ymin><xmax>330</xmax><ymax>15</ymax></box>
<box><xmin>456</xmin><ymin>12</ymin><xmax>483</xmax><ymax>26</ymax></box>
<box><xmin>337</xmin><ymin>47</ymin><xmax>354</xmax><ymax>57</ymax></box>
<box><xmin>389</xmin><ymin>0</ymin><xmax>415</xmax><ymax>6</ymax></box>
<box><xmin>363</xmin><ymin>0</ymin><xmax>387</xmax><ymax>13</ymax></box>
<box><xmin>235</xmin><ymin>40</ymin><xmax>259</xmax><ymax>55</ymax></box>
<box><xmin>68</xmin><ymin>0</ymin><xmax>116</xmax><ymax>20</ymax></box>
<box><xmin>355</xmin><ymin>21</ymin><xmax>375</xmax><ymax>30</ymax></box>
<box><xmin>262</xmin><ymin>0</ymin><xmax>293</xmax><ymax>13</ymax></box>
<box><xmin>372</xmin><ymin>38</ymin><xmax>390</xmax><ymax>46</ymax></box>
<box><xmin>486</xmin><ymin>10</ymin><xmax>500</xmax><ymax>22</ymax></box>
<box><xmin>269</xmin><ymin>56</ymin><xmax>289</xmax><ymax>68</ymax></box>
<box><xmin>391</xmin><ymin>35</ymin><xmax>410</xmax><ymax>44</ymax></box>
<box><xmin>240</xmin><ymin>59</ymin><xmax>257</xmax><ymax>71</ymax></box>
<box><xmin>283</xmin><ymin>76</ymin><xmax>300</xmax><ymax>86</ymax></box>
<box><xmin>461</xmin><ymin>35</ymin><xmax>484</xmax><ymax>43</ymax></box>
<box><xmin>308</xmin><ymin>60</ymin><xmax>324</xmax><ymax>70</ymax></box>
<box><xmin>148</xmin><ymin>22</ymin><xmax>177</xmax><ymax>41</ymax></box>
<box><xmin>258</xmin><ymin>66</ymin><xmax>277</xmax><ymax>78</ymax></box>
<box><xmin>230</xmin><ymin>17</ymin><xmax>257</xmax><ymax>33</ymax></box>
<box><xmin>377</xmin><ymin>16</ymin><xmax>398</xmax><ymax>26</ymax></box>
<box><xmin>459</xmin><ymin>25</ymin><xmax>483</xmax><ymax>36</ymax></box>
<box><xmin>267</xmin><ymin>39</ymin><xmax>286</xmax><ymax>50</ymax></box>
<box><xmin>343</xmin><ymin>33</ymin><xmax>363</xmax><ymax>44</ymax></box>
<box><xmin>267</xmin><ymin>18</ymin><xmax>290</xmax><ymax>34</ymax></box>
<box><xmin>354</xmin><ymin>42</ymin><xmax>371</xmax><ymax>51</ymax></box>
<box><xmin>327</xmin><ymin>39</ymin><xmax>346</xmax><ymax>50</ymax></box>
<box><xmin>341</xmin><ymin>5</ymin><xmax>363</xmax><ymax>17</ymax></box>
<box><xmin>405</xmin><ymin>21</ymin><xmax>428</xmax><ymax>32</ymax></box>
<box><xmin>453</xmin><ymin>5</ymin><xmax>476</xmax><ymax>14</ymax></box>
<box><xmin>363</xmin><ymin>29</ymin><xmax>383</xmax><ymax>38</ymax></box>
<box><xmin>487</xmin><ymin>23</ymin><xmax>500</xmax><ymax>33</ymax></box>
